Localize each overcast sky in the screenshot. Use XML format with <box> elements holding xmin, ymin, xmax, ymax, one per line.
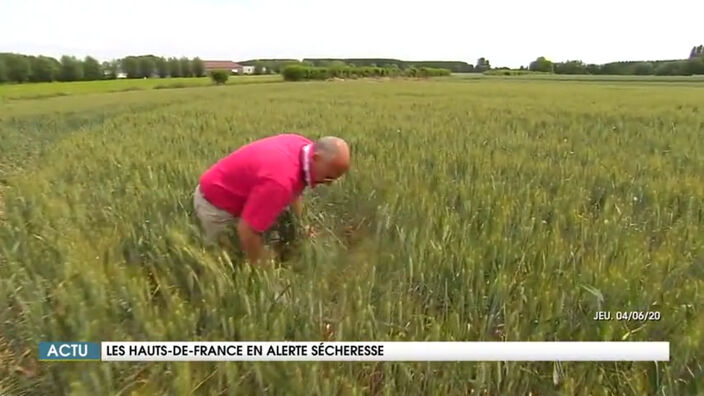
<box><xmin>2</xmin><ymin>0</ymin><xmax>702</xmax><ymax>68</ymax></box>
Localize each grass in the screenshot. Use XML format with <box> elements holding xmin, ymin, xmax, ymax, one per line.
<box><xmin>0</xmin><ymin>75</ymin><xmax>282</xmax><ymax>101</ymax></box>
<box><xmin>451</xmin><ymin>73</ymin><xmax>704</xmax><ymax>84</ymax></box>
<box><xmin>0</xmin><ymin>79</ymin><xmax>703</xmax><ymax>395</ymax></box>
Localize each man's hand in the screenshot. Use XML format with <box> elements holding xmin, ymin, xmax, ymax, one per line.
<box><xmin>304</xmin><ymin>224</ymin><xmax>317</xmax><ymax>238</ymax></box>
<box><xmin>236</xmin><ymin>219</ymin><xmax>271</xmax><ymax>266</ymax></box>
<box><xmin>291</xmin><ymin>195</ymin><xmax>303</xmax><ymax>218</ymax></box>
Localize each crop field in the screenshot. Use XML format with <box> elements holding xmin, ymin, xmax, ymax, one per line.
<box><xmin>453</xmin><ymin>73</ymin><xmax>704</xmax><ymax>84</ymax></box>
<box><xmin>0</xmin><ymin>75</ymin><xmax>281</xmax><ymax>101</ymax></box>
<box><xmin>1</xmin><ymin>78</ymin><xmax>703</xmax><ymax>395</ymax></box>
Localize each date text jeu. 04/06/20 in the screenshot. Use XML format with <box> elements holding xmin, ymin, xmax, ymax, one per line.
<box><xmin>593</xmin><ymin>311</ymin><xmax>661</xmax><ymax>321</ymax></box>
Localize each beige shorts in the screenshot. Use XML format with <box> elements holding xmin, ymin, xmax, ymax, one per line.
<box><xmin>193</xmin><ymin>184</ymin><xmax>236</xmax><ymax>245</ymax></box>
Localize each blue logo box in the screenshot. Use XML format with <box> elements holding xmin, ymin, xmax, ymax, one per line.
<box><xmin>39</xmin><ymin>342</ymin><xmax>101</xmax><ymax>361</ymax></box>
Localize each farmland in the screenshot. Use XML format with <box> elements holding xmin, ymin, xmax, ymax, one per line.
<box><xmin>0</xmin><ymin>75</ymin><xmax>281</xmax><ymax>101</ymax></box>
<box><xmin>1</xmin><ymin>78</ymin><xmax>703</xmax><ymax>395</ymax></box>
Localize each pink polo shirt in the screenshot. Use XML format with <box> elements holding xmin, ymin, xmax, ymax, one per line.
<box><xmin>199</xmin><ymin>134</ymin><xmax>313</xmax><ymax>233</ymax></box>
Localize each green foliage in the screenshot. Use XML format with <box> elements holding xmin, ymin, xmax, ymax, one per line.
<box><xmin>29</xmin><ymin>56</ymin><xmax>60</xmax><ymax>82</ymax></box>
<box><xmin>168</xmin><ymin>57</ymin><xmax>182</xmax><ymax>78</ymax></box>
<box><xmin>122</xmin><ymin>56</ymin><xmax>141</xmax><ymax>79</ymax></box>
<box><xmin>529</xmin><ymin>57</ymin><xmax>554</xmax><ymax>73</ymax></box>
<box><xmin>282</xmin><ymin>65</ymin><xmax>450</xmax><ymax>81</ymax></box>
<box><xmin>140</xmin><ymin>57</ymin><xmax>156</xmax><ymax>78</ymax></box>
<box><xmin>82</xmin><ymin>56</ymin><xmax>103</xmax><ymax>81</ymax></box>
<box><xmin>553</xmin><ymin>60</ymin><xmax>587</xmax><ymax>75</ymax></box>
<box><xmin>654</xmin><ymin>61</ymin><xmax>684</xmax><ymax>76</ymax></box>
<box><xmin>303</xmin><ymin>58</ymin><xmax>474</xmax><ymax>72</ymax></box>
<box><xmin>2</xmin><ymin>53</ymin><xmax>31</xmax><ymax>83</ymax></box>
<box><xmin>209</xmin><ymin>69</ymin><xmax>229</xmax><ymax>84</ymax></box>
<box><xmin>192</xmin><ymin>57</ymin><xmax>205</xmax><ymax>77</ymax></box>
<box><xmin>475</xmin><ymin>57</ymin><xmax>491</xmax><ymax>73</ymax></box>
<box><xmin>59</xmin><ymin>55</ymin><xmax>84</xmax><ymax>82</ymax></box>
<box><xmin>101</xmin><ymin>60</ymin><xmax>119</xmax><ymax>79</ymax></box>
<box><xmin>179</xmin><ymin>57</ymin><xmax>192</xmax><ymax>78</ymax></box>
<box><xmin>282</xmin><ymin>65</ymin><xmax>308</xmax><ymax>81</ymax></box>
<box><xmin>483</xmin><ymin>69</ymin><xmax>544</xmax><ymax>76</ymax></box>
<box><xmin>155</xmin><ymin>57</ymin><xmax>169</xmax><ymax>78</ymax></box>
<box><xmin>1</xmin><ymin>80</ymin><xmax>703</xmax><ymax>394</ymax></box>
<box><xmin>686</xmin><ymin>57</ymin><xmax>704</xmax><ymax>75</ymax></box>
<box><xmin>586</xmin><ymin>64</ymin><xmax>602</xmax><ymax>74</ymax></box>
<box><xmin>0</xmin><ymin>57</ymin><xmax>7</xmax><ymax>83</ymax></box>
<box><xmin>633</xmin><ymin>62</ymin><xmax>655</xmax><ymax>76</ymax></box>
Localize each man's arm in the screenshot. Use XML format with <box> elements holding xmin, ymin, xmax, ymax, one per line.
<box><xmin>291</xmin><ymin>195</ymin><xmax>303</xmax><ymax>217</ymax></box>
<box><xmin>239</xmin><ymin>180</ymin><xmax>291</xmax><ymax>266</ymax></box>
<box><xmin>236</xmin><ymin>219</ymin><xmax>269</xmax><ymax>265</ymax></box>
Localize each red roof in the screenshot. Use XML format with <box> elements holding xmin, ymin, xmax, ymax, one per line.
<box><xmin>202</xmin><ymin>60</ymin><xmax>242</xmax><ymax>70</ymax></box>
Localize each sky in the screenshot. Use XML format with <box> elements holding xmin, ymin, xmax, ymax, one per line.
<box><xmin>2</xmin><ymin>0</ymin><xmax>703</xmax><ymax>68</ymax></box>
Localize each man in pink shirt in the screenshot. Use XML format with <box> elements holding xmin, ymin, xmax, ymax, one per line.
<box><xmin>193</xmin><ymin>134</ymin><xmax>350</xmax><ymax>265</ymax></box>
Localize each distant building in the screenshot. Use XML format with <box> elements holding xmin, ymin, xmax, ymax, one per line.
<box><xmin>242</xmin><ymin>65</ymin><xmax>255</xmax><ymax>74</ymax></box>
<box><xmin>202</xmin><ymin>60</ymin><xmax>243</xmax><ymax>75</ymax></box>
<box><xmin>103</xmin><ymin>69</ymin><xmax>128</xmax><ymax>79</ymax></box>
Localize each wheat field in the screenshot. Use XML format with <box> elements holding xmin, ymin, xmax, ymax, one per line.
<box><xmin>1</xmin><ymin>79</ymin><xmax>703</xmax><ymax>395</ymax></box>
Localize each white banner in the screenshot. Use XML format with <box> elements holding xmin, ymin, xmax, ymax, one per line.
<box><xmin>101</xmin><ymin>342</ymin><xmax>669</xmax><ymax>361</ymax></box>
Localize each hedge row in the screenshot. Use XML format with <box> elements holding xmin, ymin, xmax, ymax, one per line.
<box><xmin>282</xmin><ymin>65</ymin><xmax>451</xmax><ymax>81</ymax></box>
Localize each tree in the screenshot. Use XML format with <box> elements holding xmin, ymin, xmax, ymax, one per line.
<box><xmin>122</xmin><ymin>56</ymin><xmax>140</xmax><ymax>78</ymax></box>
<box><xmin>192</xmin><ymin>57</ymin><xmax>205</xmax><ymax>77</ymax></box>
<box><xmin>554</xmin><ymin>60</ymin><xmax>586</xmax><ymax>74</ymax></box>
<box><xmin>691</xmin><ymin>45</ymin><xmax>704</xmax><ymax>58</ymax></box>
<box><xmin>154</xmin><ymin>57</ymin><xmax>168</xmax><ymax>78</ymax></box>
<box><xmin>586</xmin><ymin>64</ymin><xmax>601</xmax><ymax>74</ymax></box>
<box><xmin>179</xmin><ymin>57</ymin><xmax>192</xmax><ymax>77</ymax></box>
<box><xmin>601</xmin><ymin>62</ymin><xmax>628</xmax><ymax>75</ymax></box>
<box><xmin>633</xmin><ymin>62</ymin><xmax>654</xmax><ymax>75</ymax></box>
<box><xmin>139</xmin><ymin>57</ymin><xmax>155</xmax><ymax>78</ymax></box>
<box><xmin>529</xmin><ymin>56</ymin><xmax>553</xmax><ymax>72</ymax></box>
<box><xmin>4</xmin><ymin>54</ymin><xmax>31</xmax><ymax>82</ymax></box>
<box><xmin>59</xmin><ymin>55</ymin><xmax>84</xmax><ymax>81</ymax></box>
<box><xmin>29</xmin><ymin>56</ymin><xmax>60</xmax><ymax>82</ymax></box>
<box><xmin>686</xmin><ymin>57</ymin><xmax>704</xmax><ymax>75</ymax></box>
<box><xmin>168</xmin><ymin>57</ymin><xmax>182</xmax><ymax>77</ymax></box>
<box><xmin>102</xmin><ymin>61</ymin><xmax>118</xmax><ymax>79</ymax></box>
<box><xmin>475</xmin><ymin>57</ymin><xmax>490</xmax><ymax>73</ymax></box>
<box><xmin>654</xmin><ymin>61</ymin><xmax>687</xmax><ymax>76</ymax></box>
<box><xmin>83</xmin><ymin>56</ymin><xmax>102</xmax><ymax>80</ymax></box>
<box><xmin>0</xmin><ymin>57</ymin><xmax>8</xmax><ymax>83</ymax></box>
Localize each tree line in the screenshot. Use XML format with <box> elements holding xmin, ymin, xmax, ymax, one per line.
<box><xmin>527</xmin><ymin>46</ymin><xmax>704</xmax><ymax>76</ymax></box>
<box><xmin>0</xmin><ymin>53</ymin><xmax>207</xmax><ymax>83</ymax></box>
<box><xmin>247</xmin><ymin>47</ymin><xmax>704</xmax><ymax>77</ymax></box>
<box><xmin>2</xmin><ymin>46</ymin><xmax>702</xmax><ymax>84</ymax></box>
<box><xmin>282</xmin><ymin>65</ymin><xmax>451</xmax><ymax>81</ymax></box>
<box><xmin>239</xmin><ymin>58</ymin><xmax>483</xmax><ymax>73</ymax></box>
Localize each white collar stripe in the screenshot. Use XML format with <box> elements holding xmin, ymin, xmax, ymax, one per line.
<box><xmin>302</xmin><ymin>144</ymin><xmax>312</xmax><ymax>186</ymax></box>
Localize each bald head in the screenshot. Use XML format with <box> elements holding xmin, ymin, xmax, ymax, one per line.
<box><xmin>310</xmin><ymin>136</ymin><xmax>350</xmax><ymax>186</ymax></box>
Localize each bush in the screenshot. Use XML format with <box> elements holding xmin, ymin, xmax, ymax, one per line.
<box><xmin>282</xmin><ymin>65</ymin><xmax>308</xmax><ymax>81</ymax></box>
<box><xmin>209</xmin><ymin>70</ymin><xmax>229</xmax><ymax>85</ymax></box>
<box><xmin>281</xmin><ymin>64</ymin><xmax>451</xmax><ymax>81</ymax></box>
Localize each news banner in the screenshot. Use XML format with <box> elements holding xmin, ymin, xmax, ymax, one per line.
<box><xmin>39</xmin><ymin>341</ymin><xmax>669</xmax><ymax>362</ymax></box>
